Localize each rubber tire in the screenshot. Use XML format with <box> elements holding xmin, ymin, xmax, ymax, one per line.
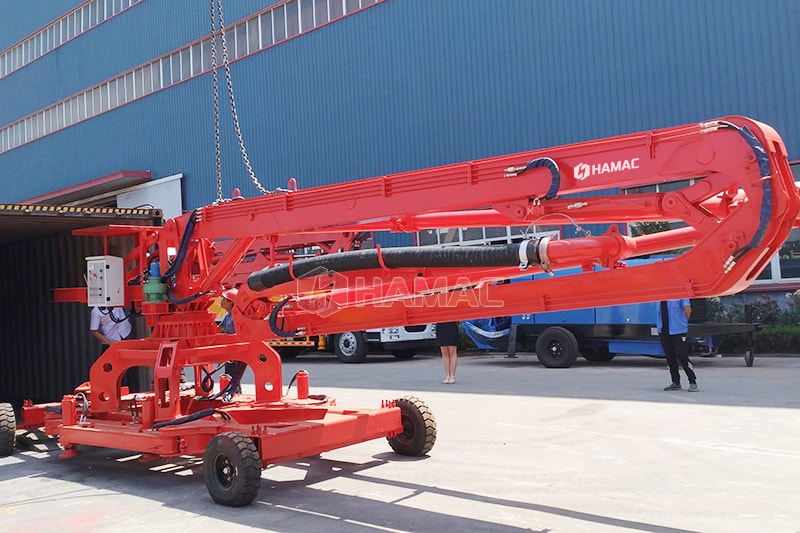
<box><xmin>582</xmin><ymin>345</ymin><xmax>616</xmax><ymax>362</ymax></box>
<box><xmin>387</xmin><ymin>396</ymin><xmax>437</xmax><ymax>456</ymax></box>
<box><xmin>203</xmin><ymin>432</ymin><xmax>262</xmax><ymax>507</ymax></box>
<box><xmin>391</xmin><ymin>349</ymin><xmax>416</xmax><ymax>360</ymax></box>
<box><xmin>535</xmin><ymin>327</ymin><xmax>580</xmax><ymax>368</ymax></box>
<box><xmin>275</xmin><ymin>346</ymin><xmax>304</xmax><ymax>359</ymax></box>
<box><xmin>334</xmin><ymin>331</ymin><xmax>368</xmax><ymax>363</ymax></box>
<box><xmin>0</xmin><ymin>403</ymin><xmax>15</xmax><ymax>457</ymax></box>
<box><xmin>745</xmin><ymin>349</ymin><xmax>754</xmax><ymax>367</ymax></box>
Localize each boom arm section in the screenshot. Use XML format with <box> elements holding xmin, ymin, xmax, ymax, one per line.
<box><xmin>60</xmin><ymin>116</ymin><xmax>800</xmax><ymax>343</ymax></box>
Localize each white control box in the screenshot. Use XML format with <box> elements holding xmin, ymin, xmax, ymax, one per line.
<box><xmin>86</xmin><ymin>255</ymin><xmax>124</xmax><ymax>307</ymax></box>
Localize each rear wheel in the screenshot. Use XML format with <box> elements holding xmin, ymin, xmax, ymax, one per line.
<box><xmin>387</xmin><ymin>396</ymin><xmax>436</xmax><ymax>456</ymax></box>
<box><xmin>582</xmin><ymin>345</ymin><xmax>616</xmax><ymax>362</ymax></box>
<box><xmin>0</xmin><ymin>403</ymin><xmax>15</xmax><ymax>456</ymax></box>
<box><xmin>744</xmin><ymin>349</ymin><xmax>754</xmax><ymax>367</ymax></box>
<box><xmin>334</xmin><ymin>331</ymin><xmax>368</xmax><ymax>363</ymax></box>
<box><xmin>391</xmin><ymin>349</ymin><xmax>416</xmax><ymax>360</ymax></box>
<box><xmin>204</xmin><ymin>432</ymin><xmax>262</xmax><ymax>507</ymax></box>
<box><xmin>275</xmin><ymin>346</ymin><xmax>304</xmax><ymax>359</ymax></box>
<box><xmin>535</xmin><ymin>327</ymin><xmax>579</xmax><ymax>368</ymax></box>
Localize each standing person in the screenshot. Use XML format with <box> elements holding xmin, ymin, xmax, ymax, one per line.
<box><xmin>436</xmin><ymin>322</ymin><xmax>459</xmax><ymax>384</ymax></box>
<box><xmin>90</xmin><ymin>306</ymin><xmax>132</xmax><ymax>351</ymax></box>
<box><xmin>219</xmin><ymin>288</ymin><xmax>243</xmax><ymax>393</ymax></box>
<box><xmin>657</xmin><ymin>299</ymin><xmax>698</xmax><ymax>392</ymax></box>
<box><xmin>219</xmin><ymin>288</ymin><xmax>237</xmax><ymax>334</ymax></box>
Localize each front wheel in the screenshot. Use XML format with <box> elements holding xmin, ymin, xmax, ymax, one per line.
<box><xmin>744</xmin><ymin>349</ymin><xmax>754</xmax><ymax>367</ymax></box>
<box><xmin>535</xmin><ymin>327</ymin><xmax>579</xmax><ymax>368</ymax></box>
<box><xmin>387</xmin><ymin>396</ymin><xmax>436</xmax><ymax>456</ymax></box>
<box><xmin>334</xmin><ymin>331</ymin><xmax>368</xmax><ymax>363</ymax></box>
<box><xmin>0</xmin><ymin>403</ymin><xmax>15</xmax><ymax>456</ymax></box>
<box><xmin>204</xmin><ymin>432</ymin><xmax>262</xmax><ymax>507</ymax></box>
<box><xmin>391</xmin><ymin>349</ymin><xmax>416</xmax><ymax>360</ymax></box>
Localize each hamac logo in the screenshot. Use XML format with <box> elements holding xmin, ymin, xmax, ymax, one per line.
<box><xmin>574</xmin><ymin>163</ymin><xmax>591</xmax><ymax>181</ymax></box>
<box><xmin>295</xmin><ymin>266</ymin><xmax>350</xmax><ymax>318</ymax></box>
<box><xmin>574</xmin><ymin>158</ymin><xmax>640</xmax><ymax>181</ymax></box>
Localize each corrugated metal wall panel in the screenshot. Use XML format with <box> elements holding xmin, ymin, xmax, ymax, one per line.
<box><xmin>374</xmin><ymin>231</ymin><xmax>414</xmax><ymax>249</ymax></box>
<box><xmin>0</xmin><ymin>233</ymin><xmax>104</xmax><ymax>406</ymax></box>
<box><xmin>0</xmin><ymin>0</ymin><xmax>82</xmax><ymax>50</ymax></box>
<box><xmin>0</xmin><ymin>0</ymin><xmax>268</xmax><ymax>124</ymax></box>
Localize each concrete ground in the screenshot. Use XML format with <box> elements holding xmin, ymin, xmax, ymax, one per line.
<box><xmin>2</xmin><ymin>351</ymin><xmax>799</xmax><ymax>533</ymax></box>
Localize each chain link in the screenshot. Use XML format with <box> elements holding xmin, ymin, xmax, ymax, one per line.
<box><xmin>209</xmin><ymin>0</ymin><xmax>271</xmax><ymax>198</ymax></box>
<box><xmin>209</xmin><ymin>0</ymin><xmax>223</xmax><ymax>202</ymax></box>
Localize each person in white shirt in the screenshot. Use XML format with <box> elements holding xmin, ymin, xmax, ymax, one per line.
<box><xmin>90</xmin><ymin>306</ymin><xmax>132</xmax><ymax>351</ymax></box>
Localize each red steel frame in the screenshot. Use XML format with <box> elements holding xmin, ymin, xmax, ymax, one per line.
<box><xmin>24</xmin><ymin>116</ymin><xmax>799</xmax><ymax>494</ymax></box>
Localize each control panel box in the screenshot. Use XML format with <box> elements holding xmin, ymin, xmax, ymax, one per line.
<box><xmin>86</xmin><ymin>255</ymin><xmax>124</xmax><ymax>307</ymax></box>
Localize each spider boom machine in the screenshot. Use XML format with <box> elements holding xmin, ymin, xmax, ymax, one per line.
<box><xmin>1</xmin><ymin>116</ymin><xmax>798</xmax><ymax>506</ymax></box>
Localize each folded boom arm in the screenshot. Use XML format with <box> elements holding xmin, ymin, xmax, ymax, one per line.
<box><xmin>59</xmin><ymin>116</ymin><xmax>799</xmax><ymax>344</ymax></box>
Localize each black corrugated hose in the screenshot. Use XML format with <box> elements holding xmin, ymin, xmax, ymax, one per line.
<box><xmin>248</xmin><ymin>240</ymin><xmax>542</xmax><ymax>292</ymax></box>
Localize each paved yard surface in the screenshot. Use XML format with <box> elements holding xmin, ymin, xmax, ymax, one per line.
<box><xmin>2</xmin><ymin>352</ymin><xmax>799</xmax><ymax>532</ymax></box>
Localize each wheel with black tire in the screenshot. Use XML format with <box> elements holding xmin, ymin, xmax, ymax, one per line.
<box><xmin>275</xmin><ymin>346</ymin><xmax>304</xmax><ymax>359</ymax></box>
<box><xmin>582</xmin><ymin>345</ymin><xmax>616</xmax><ymax>362</ymax></box>
<box><xmin>744</xmin><ymin>349</ymin><xmax>754</xmax><ymax>367</ymax></box>
<box><xmin>0</xmin><ymin>403</ymin><xmax>15</xmax><ymax>456</ymax></box>
<box><xmin>387</xmin><ymin>396</ymin><xmax>436</xmax><ymax>456</ymax></box>
<box><xmin>391</xmin><ymin>349</ymin><xmax>416</xmax><ymax>360</ymax></box>
<box><xmin>203</xmin><ymin>432</ymin><xmax>262</xmax><ymax>507</ymax></box>
<box><xmin>334</xmin><ymin>331</ymin><xmax>368</xmax><ymax>363</ymax></box>
<box><xmin>535</xmin><ymin>327</ymin><xmax>580</xmax><ymax>368</ymax></box>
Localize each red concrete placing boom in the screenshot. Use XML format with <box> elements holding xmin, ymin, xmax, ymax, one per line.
<box><xmin>4</xmin><ymin>116</ymin><xmax>798</xmax><ymax>506</ymax></box>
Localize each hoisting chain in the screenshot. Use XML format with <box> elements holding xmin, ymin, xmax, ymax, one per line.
<box><xmin>209</xmin><ymin>0</ymin><xmax>223</xmax><ymax>202</ymax></box>
<box><xmin>209</xmin><ymin>0</ymin><xmax>271</xmax><ymax>200</ymax></box>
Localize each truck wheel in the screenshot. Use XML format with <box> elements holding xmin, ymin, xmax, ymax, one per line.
<box><xmin>582</xmin><ymin>345</ymin><xmax>615</xmax><ymax>362</ymax></box>
<box><xmin>535</xmin><ymin>327</ymin><xmax>580</xmax><ymax>368</ymax></box>
<box><xmin>391</xmin><ymin>349</ymin><xmax>416</xmax><ymax>360</ymax></box>
<box><xmin>387</xmin><ymin>396</ymin><xmax>436</xmax><ymax>456</ymax></box>
<box><xmin>334</xmin><ymin>331</ymin><xmax>368</xmax><ymax>363</ymax></box>
<box><xmin>204</xmin><ymin>432</ymin><xmax>262</xmax><ymax>507</ymax></box>
<box><xmin>744</xmin><ymin>349</ymin><xmax>754</xmax><ymax>367</ymax></box>
<box><xmin>0</xmin><ymin>403</ymin><xmax>15</xmax><ymax>456</ymax></box>
<box><xmin>275</xmin><ymin>346</ymin><xmax>304</xmax><ymax>359</ymax></box>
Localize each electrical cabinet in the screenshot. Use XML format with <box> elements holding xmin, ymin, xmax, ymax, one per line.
<box><xmin>86</xmin><ymin>255</ymin><xmax>124</xmax><ymax>307</ymax></box>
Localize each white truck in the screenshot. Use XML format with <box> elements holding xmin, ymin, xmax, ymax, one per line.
<box><xmin>274</xmin><ymin>324</ymin><xmax>438</xmax><ymax>363</ymax></box>
<box><xmin>331</xmin><ymin>324</ymin><xmax>438</xmax><ymax>363</ymax></box>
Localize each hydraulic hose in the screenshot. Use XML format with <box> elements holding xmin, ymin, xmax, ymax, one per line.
<box><xmin>706</xmin><ymin>121</ymin><xmax>773</xmax><ymax>265</ymax></box>
<box><xmin>504</xmin><ymin>157</ymin><xmax>560</xmax><ymax>200</ymax></box>
<box><xmin>248</xmin><ymin>239</ymin><xmax>542</xmax><ymax>291</ymax></box>
<box><xmin>161</xmin><ymin>210</ymin><xmax>198</xmax><ymax>280</ymax></box>
<box><xmin>735</xmin><ymin>125</ymin><xmax>772</xmax><ymax>256</ymax></box>
<box><xmin>151</xmin><ymin>407</ymin><xmax>218</xmax><ymax>430</ymax></box>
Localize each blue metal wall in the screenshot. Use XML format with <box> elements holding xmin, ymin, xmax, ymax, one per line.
<box><xmin>2</xmin><ymin>0</ymin><xmax>799</xmax><ymax>211</ymax></box>
<box><xmin>0</xmin><ymin>0</ymin><xmax>83</xmax><ymax>48</ymax></box>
